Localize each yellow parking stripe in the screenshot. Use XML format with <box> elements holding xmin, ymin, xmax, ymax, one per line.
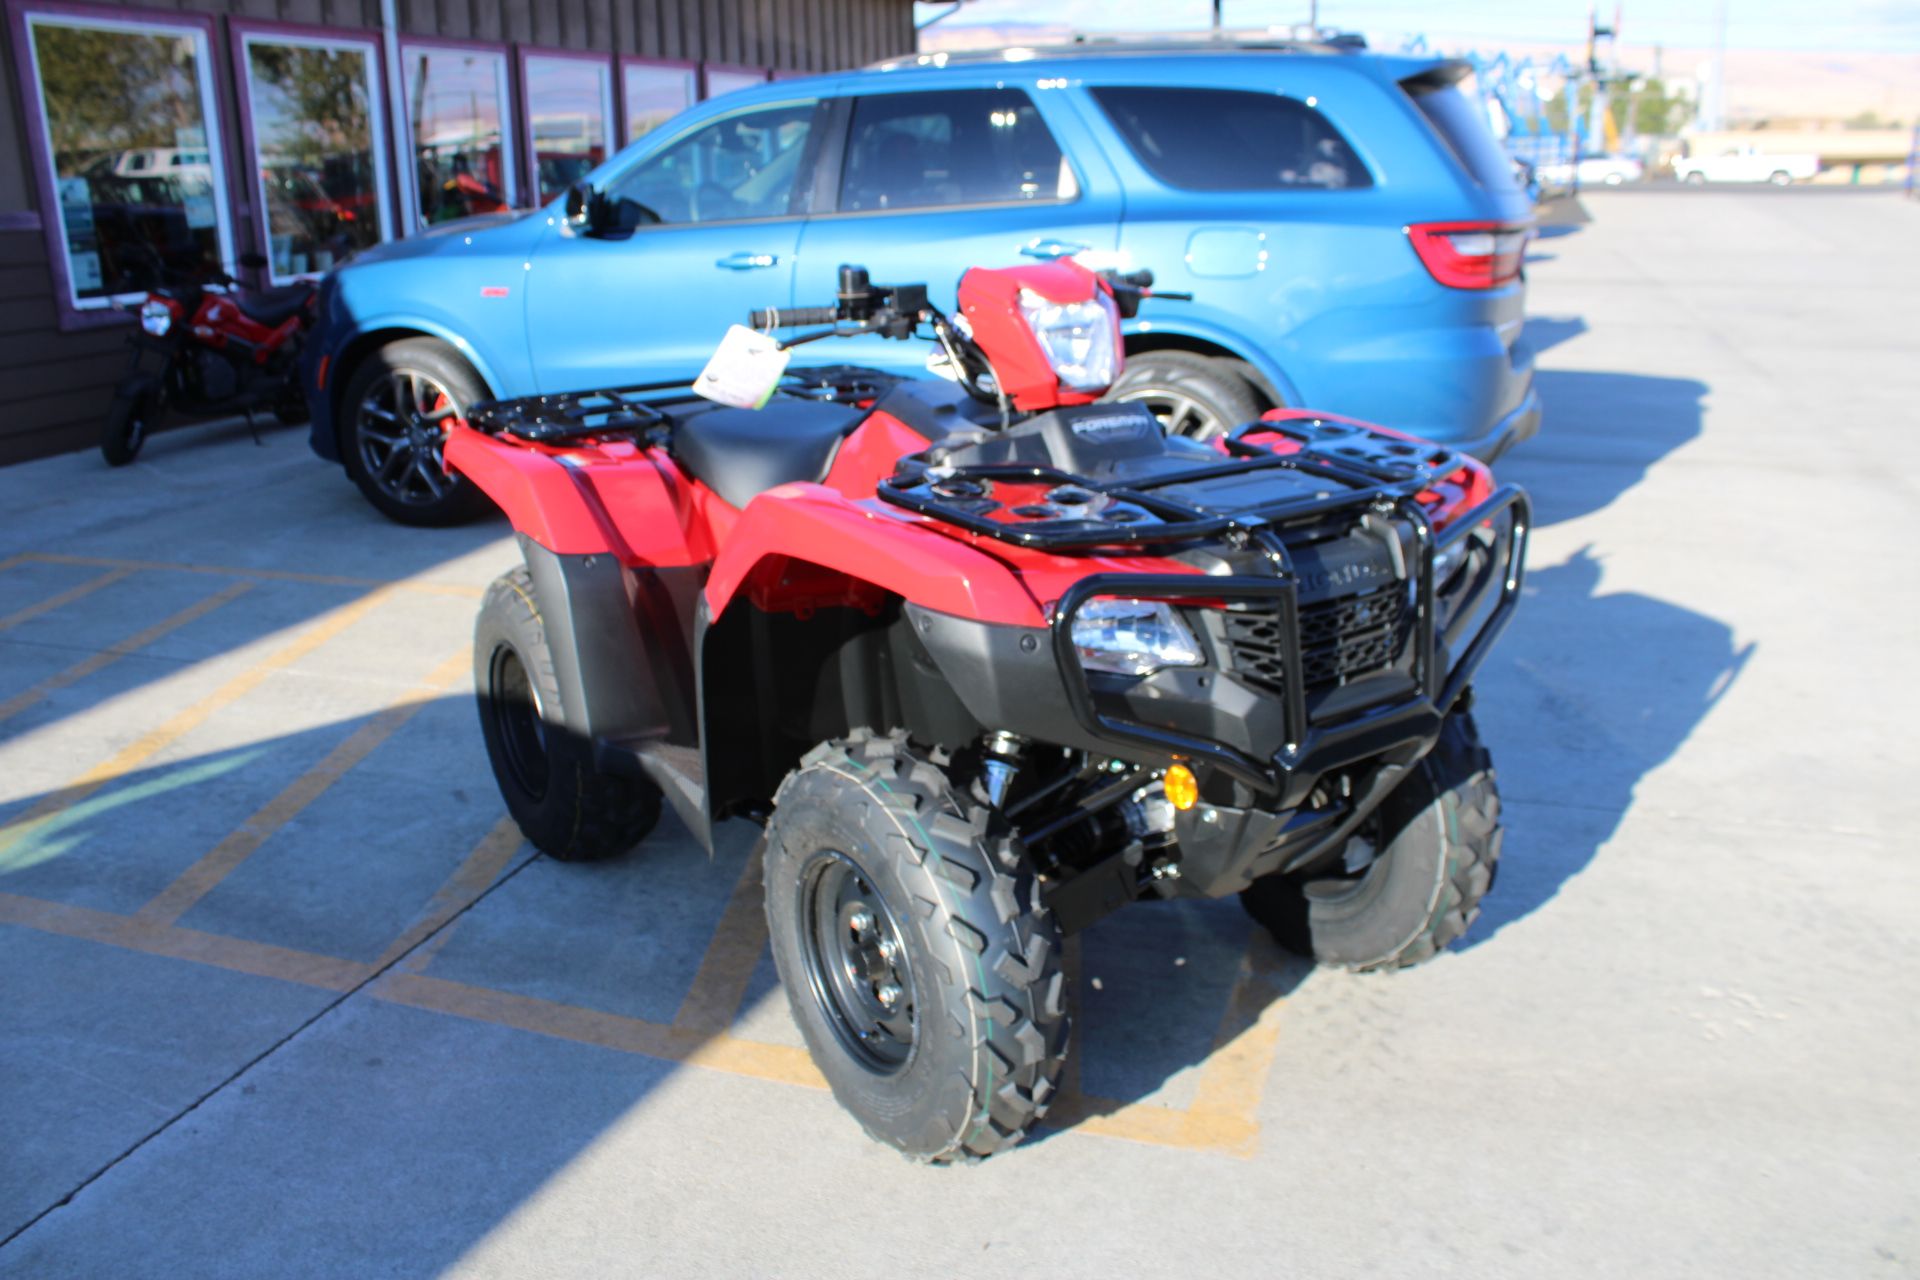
<box><xmin>0</xmin><ymin>567</ymin><xmax>133</xmax><ymax>633</ymax></box>
<box><xmin>0</xmin><ymin>892</ymin><xmax>371</xmax><ymax>991</ymax></box>
<box><xmin>372</xmin><ymin>815</ymin><xmax>526</xmax><ymax>969</ymax></box>
<box><xmin>0</xmin><ymin>581</ymin><xmax>255</xmax><ymax>728</ymax></box>
<box><xmin>17</xmin><ymin>553</ymin><xmax>483</xmax><ymax>598</ymax></box>
<box><xmin>672</xmin><ymin>841</ymin><xmax>768</xmax><ymax>1033</ymax></box>
<box><xmin>0</xmin><ymin>588</ymin><xmax>397</xmax><ymax>863</ymax></box>
<box><xmin>133</xmin><ymin>650</ymin><xmax>470</xmax><ymax>928</ymax></box>
<box><xmin>372</xmin><ymin>969</ymin><xmax>829</xmax><ymax>1088</ymax></box>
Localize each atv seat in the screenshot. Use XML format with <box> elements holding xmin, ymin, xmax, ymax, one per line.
<box><xmin>233</xmin><ymin>282</ymin><xmax>315</xmax><ymax>327</ymax></box>
<box><xmin>671</xmin><ymin>400</ymin><xmax>867</xmax><ymax>510</ymax></box>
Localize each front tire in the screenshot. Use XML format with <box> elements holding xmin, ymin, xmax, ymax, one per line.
<box><xmin>1107</xmin><ymin>350</ymin><xmax>1262</xmax><ymax>441</ymax></box>
<box><xmin>1768</xmin><ymin>170</ymin><xmax>1793</xmax><ymax>186</ymax></box>
<box><xmin>101</xmin><ymin>389</ymin><xmax>158</xmax><ymax>466</ymax></box>
<box><xmin>765</xmin><ymin>730</ymin><xmax>1068</xmax><ymax>1163</ymax></box>
<box><xmin>1241</xmin><ymin>711</ymin><xmax>1502</xmax><ymax>971</ymax></box>
<box><xmin>340</xmin><ymin>338</ymin><xmax>493</xmax><ymax>526</ymax></box>
<box><xmin>474</xmin><ymin>568</ymin><xmax>662</xmax><ymax>861</ymax></box>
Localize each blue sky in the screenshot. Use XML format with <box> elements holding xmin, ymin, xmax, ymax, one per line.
<box><xmin>914</xmin><ymin>0</ymin><xmax>1920</xmax><ymax>52</ymax></box>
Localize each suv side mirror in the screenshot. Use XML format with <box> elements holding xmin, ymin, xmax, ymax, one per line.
<box><xmin>560</xmin><ymin>180</ymin><xmax>591</xmax><ymax>225</ymax></box>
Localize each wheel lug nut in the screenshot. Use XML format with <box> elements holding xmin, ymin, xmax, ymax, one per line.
<box><xmin>878</xmin><ymin>938</ymin><xmax>898</xmax><ymax>962</ymax></box>
<box><xmin>877</xmin><ymin>983</ymin><xmax>902</xmax><ymax>1008</ymax></box>
<box><xmin>849</xmin><ymin>910</ymin><xmax>873</xmax><ymax>935</ymax></box>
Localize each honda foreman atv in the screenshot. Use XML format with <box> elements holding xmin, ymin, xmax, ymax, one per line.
<box><xmin>445</xmin><ymin>260</ymin><xmax>1529</xmax><ymax>1163</ymax></box>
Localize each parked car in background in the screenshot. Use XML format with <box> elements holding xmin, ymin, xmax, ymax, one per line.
<box><xmin>301</xmin><ymin>37</ymin><xmax>1539</xmax><ymax>525</ymax></box>
<box><xmin>1536</xmin><ymin>153</ymin><xmax>1644</xmax><ymax>187</ymax></box>
<box><xmin>1672</xmin><ymin>146</ymin><xmax>1819</xmax><ymax>185</ymax></box>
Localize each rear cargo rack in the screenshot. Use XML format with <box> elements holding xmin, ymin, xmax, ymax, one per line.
<box><xmin>466</xmin><ymin>365</ymin><xmax>901</xmax><ymax>444</ymax></box>
<box><xmin>876</xmin><ymin>416</ymin><xmax>1476</xmax><ymax>551</ymax></box>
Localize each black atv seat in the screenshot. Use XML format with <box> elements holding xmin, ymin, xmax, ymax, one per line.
<box><xmin>671</xmin><ymin>400</ymin><xmax>867</xmax><ymax>510</ymax></box>
<box><xmin>233</xmin><ymin>282</ymin><xmax>315</xmax><ymax>327</ymax></box>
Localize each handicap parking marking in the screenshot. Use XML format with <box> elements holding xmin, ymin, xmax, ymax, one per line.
<box><xmin>0</xmin><ymin>586</ymin><xmax>402</xmax><ymax>863</ymax></box>
<box><xmin>131</xmin><ymin>648</ymin><xmax>470</xmax><ymax>929</ymax></box>
<box><xmin>0</xmin><ymin>581</ymin><xmax>256</xmax><ymax>728</ymax></box>
<box><xmin>0</xmin><ymin>568</ymin><xmax>135</xmax><ymax>633</ymax></box>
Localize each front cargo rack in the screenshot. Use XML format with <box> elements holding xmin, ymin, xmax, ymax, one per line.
<box><xmin>876</xmin><ymin>415</ymin><xmax>1479</xmax><ymax>551</ymax></box>
<box><xmin>466</xmin><ymin>365</ymin><xmax>901</xmax><ymax>445</ymax></box>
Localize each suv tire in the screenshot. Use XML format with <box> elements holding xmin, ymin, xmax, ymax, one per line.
<box><xmin>764</xmin><ymin>729</ymin><xmax>1068</xmax><ymax>1162</ymax></box>
<box><xmin>1240</xmin><ymin>711</ymin><xmax>1502</xmax><ymax>971</ymax></box>
<box><xmin>475</xmin><ymin>568</ymin><xmax>662</xmax><ymax>861</ymax></box>
<box><xmin>1107</xmin><ymin>350</ymin><xmax>1262</xmax><ymax>440</ymax></box>
<box><xmin>340</xmin><ymin>338</ymin><xmax>493</xmax><ymax>526</ymax></box>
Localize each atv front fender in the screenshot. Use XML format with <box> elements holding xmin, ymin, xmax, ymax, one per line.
<box><xmin>703</xmin><ymin>483</ymin><xmax>1046</xmax><ymax>628</ymax></box>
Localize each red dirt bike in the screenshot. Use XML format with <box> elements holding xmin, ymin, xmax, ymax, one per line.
<box><xmin>445</xmin><ymin>260</ymin><xmax>1530</xmax><ymax>1162</ymax></box>
<box><xmin>102</xmin><ymin>251</ymin><xmax>317</xmax><ymax>466</ymax></box>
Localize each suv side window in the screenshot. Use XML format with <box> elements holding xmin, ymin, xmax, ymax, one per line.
<box><xmin>1091</xmin><ymin>87</ymin><xmax>1372</xmax><ymax>191</ymax></box>
<box><xmin>604</xmin><ymin>100</ymin><xmax>817</xmax><ymax>224</ymax></box>
<box><xmin>838</xmin><ymin>89</ymin><xmax>1076</xmax><ymax>212</ymax></box>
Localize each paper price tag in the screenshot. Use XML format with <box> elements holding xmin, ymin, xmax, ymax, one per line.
<box><xmin>693</xmin><ymin>324</ymin><xmax>790</xmax><ymax>409</ymax></box>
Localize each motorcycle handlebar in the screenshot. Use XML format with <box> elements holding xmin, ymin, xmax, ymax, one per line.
<box><xmin>746</xmin><ymin>305</ymin><xmax>841</xmax><ymax>329</ymax></box>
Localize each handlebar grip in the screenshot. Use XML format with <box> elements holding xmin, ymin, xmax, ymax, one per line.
<box><xmin>746</xmin><ymin>304</ymin><xmax>840</xmax><ymax>328</ymax></box>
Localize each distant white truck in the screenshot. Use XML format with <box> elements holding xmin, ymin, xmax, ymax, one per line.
<box><xmin>1672</xmin><ymin>146</ymin><xmax>1820</xmax><ymax>185</ymax></box>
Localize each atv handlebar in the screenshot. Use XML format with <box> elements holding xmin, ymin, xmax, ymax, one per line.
<box><xmin>746</xmin><ymin>305</ymin><xmax>842</xmax><ymax>329</ymax></box>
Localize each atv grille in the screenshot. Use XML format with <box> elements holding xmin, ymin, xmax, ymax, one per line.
<box><xmin>1222</xmin><ymin>583</ymin><xmax>1409</xmax><ymax>694</ymax></box>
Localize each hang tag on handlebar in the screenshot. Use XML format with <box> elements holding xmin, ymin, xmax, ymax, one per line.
<box><xmin>693</xmin><ymin>324</ymin><xmax>791</xmax><ymax>409</ymax></box>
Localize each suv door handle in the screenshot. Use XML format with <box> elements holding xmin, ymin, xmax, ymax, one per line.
<box><xmin>717</xmin><ymin>252</ymin><xmax>780</xmax><ymax>270</ymax></box>
<box><xmin>1020</xmin><ymin>238</ymin><xmax>1089</xmax><ymax>261</ymax></box>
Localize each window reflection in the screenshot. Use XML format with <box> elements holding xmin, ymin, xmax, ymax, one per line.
<box><xmin>623</xmin><ymin>63</ymin><xmax>696</xmax><ymax>143</ymax></box>
<box><xmin>25</xmin><ymin>17</ymin><xmax>228</xmax><ymax>304</ymax></box>
<box><xmin>525</xmin><ymin>56</ymin><xmax>610</xmax><ymax>203</ymax></box>
<box><xmin>704</xmin><ymin>67</ymin><xmax>767</xmax><ymax>99</ymax></box>
<box><xmin>244</xmin><ymin>39</ymin><xmax>386</xmax><ymax>280</ymax></box>
<box><xmin>408</xmin><ymin>49</ymin><xmax>512</xmax><ymax>225</ymax></box>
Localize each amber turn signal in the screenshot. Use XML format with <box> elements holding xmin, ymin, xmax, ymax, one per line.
<box><xmin>1163</xmin><ymin>764</ymin><xmax>1198</xmax><ymax>811</ymax></box>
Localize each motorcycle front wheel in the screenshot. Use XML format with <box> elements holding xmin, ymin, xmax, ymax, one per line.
<box><xmin>101</xmin><ymin>389</ymin><xmax>160</xmax><ymax>467</ymax></box>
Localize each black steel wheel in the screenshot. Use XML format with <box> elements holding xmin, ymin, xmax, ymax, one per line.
<box><xmin>474</xmin><ymin>567</ymin><xmax>661</xmax><ymax>861</ymax></box>
<box><xmin>798</xmin><ymin>849</ymin><xmax>917</xmax><ymax>1072</ymax></box>
<box><xmin>764</xmin><ymin>729</ymin><xmax>1068</xmax><ymax>1163</ymax></box>
<box><xmin>1105</xmin><ymin>349</ymin><xmax>1262</xmax><ymax>440</ymax></box>
<box><xmin>1241</xmin><ymin>710</ymin><xmax>1502</xmax><ymax>971</ymax></box>
<box><xmin>101</xmin><ymin>389</ymin><xmax>158</xmax><ymax>467</ymax></box>
<box><xmin>339</xmin><ymin>338</ymin><xmax>493</xmax><ymax>526</ymax></box>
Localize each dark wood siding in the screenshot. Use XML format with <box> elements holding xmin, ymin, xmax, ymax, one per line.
<box><xmin>0</xmin><ymin>0</ymin><xmax>913</xmax><ymax>465</ymax></box>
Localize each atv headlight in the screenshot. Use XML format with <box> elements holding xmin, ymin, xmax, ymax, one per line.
<box><xmin>1071</xmin><ymin>597</ymin><xmax>1204</xmax><ymax>677</ymax></box>
<box><xmin>140</xmin><ymin>299</ymin><xmax>172</xmax><ymax>337</ymax></box>
<box><xmin>1018</xmin><ymin>288</ymin><xmax>1119</xmax><ymax>392</ymax></box>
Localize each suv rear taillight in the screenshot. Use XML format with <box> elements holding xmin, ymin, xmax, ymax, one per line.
<box><xmin>1406</xmin><ymin>221</ymin><xmax>1529</xmax><ymax>289</ymax></box>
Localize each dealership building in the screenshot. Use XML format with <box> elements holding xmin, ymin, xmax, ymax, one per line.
<box><xmin>0</xmin><ymin>0</ymin><xmax>914</xmax><ymax>464</ymax></box>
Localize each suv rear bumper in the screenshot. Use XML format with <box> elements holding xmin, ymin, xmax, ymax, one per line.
<box><xmin>1457</xmin><ymin>384</ymin><xmax>1541</xmax><ymax>463</ymax></box>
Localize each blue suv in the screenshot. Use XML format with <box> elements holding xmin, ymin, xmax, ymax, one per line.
<box><xmin>303</xmin><ymin>39</ymin><xmax>1539</xmax><ymax>524</ymax></box>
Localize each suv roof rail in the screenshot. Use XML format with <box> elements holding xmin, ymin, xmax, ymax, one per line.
<box><xmin>872</xmin><ymin>30</ymin><xmax>1369</xmax><ymax>70</ymax></box>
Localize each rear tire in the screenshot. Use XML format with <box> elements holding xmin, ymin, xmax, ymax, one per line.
<box><xmin>1107</xmin><ymin>350</ymin><xmax>1262</xmax><ymax>441</ymax></box>
<box><xmin>764</xmin><ymin>729</ymin><xmax>1068</xmax><ymax>1163</ymax></box>
<box><xmin>340</xmin><ymin>338</ymin><xmax>493</xmax><ymax>526</ymax></box>
<box><xmin>474</xmin><ymin>568</ymin><xmax>662</xmax><ymax>861</ymax></box>
<box><xmin>101</xmin><ymin>390</ymin><xmax>158</xmax><ymax>467</ymax></box>
<box><xmin>1241</xmin><ymin>711</ymin><xmax>1502</xmax><ymax>971</ymax></box>
<box><xmin>1684</xmin><ymin>171</ymin><xmax>1707</xmax><ymax>185</ymax></box>
<box><xmin>1768</xmin><ymin>170</ymin><xmax>1792</xmax><ymax>186</ymax></box>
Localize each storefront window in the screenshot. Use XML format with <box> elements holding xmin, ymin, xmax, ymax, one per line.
<box><xmin>241</xmin><ymin>34</ymin><xmax>390</xmax><ymax>282</ymax></box>
<box><xmin>22</xmin><ymin>13</ymin><xmax>232</xmax><ymax>307</ymax></box>
<box><xmin>406</xmin><ymin>48</ymin><xmax>513</xmax><ymax>226</ymax></box>
<box><xmin>524</xmin><ymin>55</ymin><xmax>611</xmax><ymax>204</ymax></box>
<box><xmin>704</xmin><ymin>66</ymin><xmax>769</xmax><ymax>100</ymax></box>
<box><xmin>623</xmin><ymin>62</ymin><xmax>696</xmax><ymax>144</ymax></box>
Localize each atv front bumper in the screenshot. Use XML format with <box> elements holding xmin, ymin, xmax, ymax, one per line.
<box><xmin>906</xmin><ymin>486</ymin><xmax>1530</xmax><ymax>904</ymax></box>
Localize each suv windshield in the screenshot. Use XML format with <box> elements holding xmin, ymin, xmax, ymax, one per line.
<box><xmin>1402</xmin><ymin>69</ymin><xmax>1517</xmax><ymax>191</ymax></box>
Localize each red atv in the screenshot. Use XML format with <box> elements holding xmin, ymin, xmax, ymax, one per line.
<box><xmin>445</xmin><ymin>260</ymin><xmax>1529</xmax><ymax>1162</ymax></box>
